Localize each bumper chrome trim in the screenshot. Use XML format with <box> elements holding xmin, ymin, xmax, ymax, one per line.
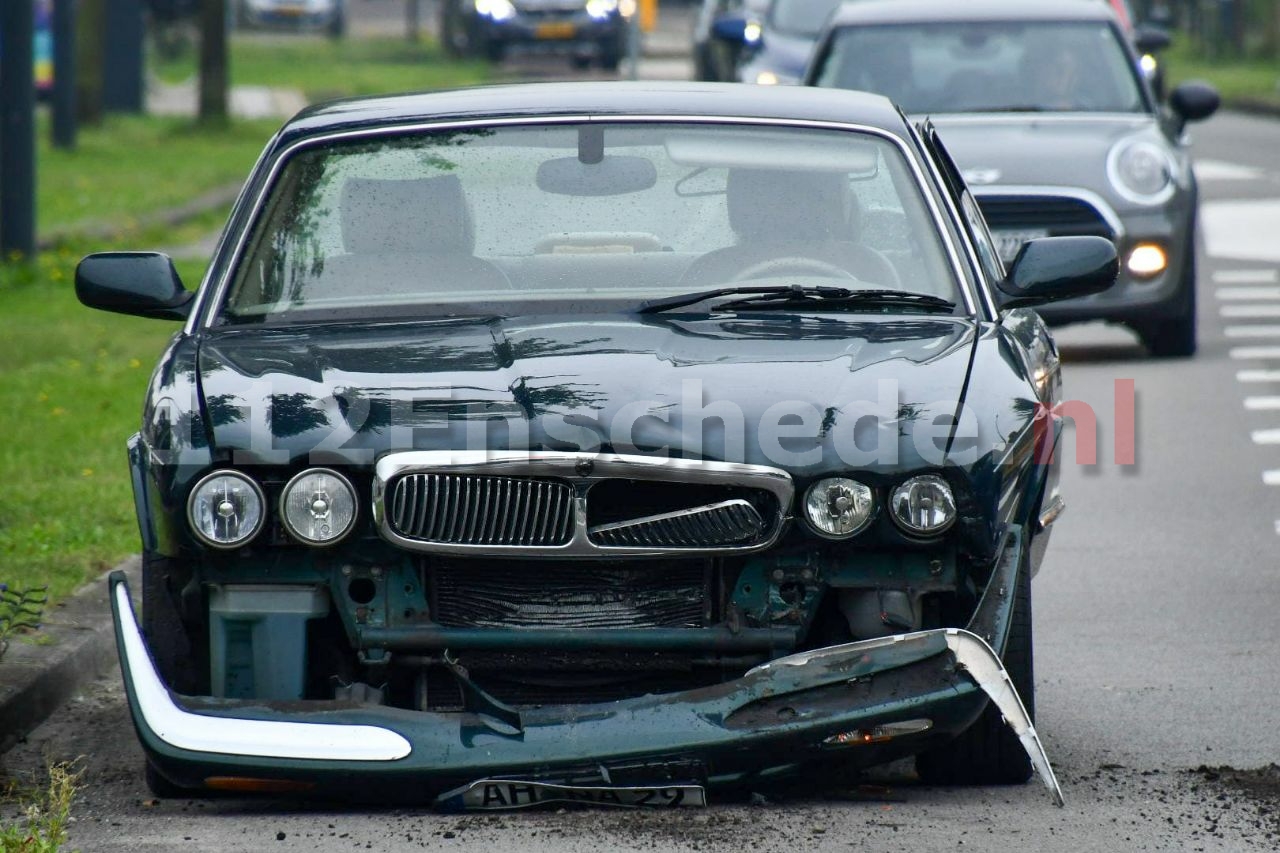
<box><xmin>945</xmin><ymin>628</ymin><xmax>1065</xmax><ymax>807</ymax></box>
<box><xmin>113</xmin><ymin>584</ymin><xmax>412</xmax><ymax>762</ymax></box>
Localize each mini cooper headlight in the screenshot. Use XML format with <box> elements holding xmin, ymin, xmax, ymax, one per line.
<box><xmin>890</xmin><ymin>475</ymin><xmax>956</xmax><ymax>535</ymax></box>
<box><xmin>280</xmin><ymin>468</ymin><xmax>358</xmax><ymax>546</ymax></box>
<box><xmin>475</xmin><ymin>0</ymin><xmax>517</xmax><ymax>21</ymax></box>
<box><xmin>1107</xmin><ymin>138</ymin><xmax>1175</xmax><ymax>205</ymax></box>
<box><xmin>804</xmin><ymin>477</ymin><xmax>875</xmax><ymax>538</ymax></box>
<box><xmin>188</xmin><ymin>471</ymin><xmax>265</xmax><ymax>550</ymax></box>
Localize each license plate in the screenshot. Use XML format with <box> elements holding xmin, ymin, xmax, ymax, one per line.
<box><xmin>993</xmin><ymin>229</ymin><xmax>1048</xmax><ymax>264</ymax></box>
<box><xmin>535</xmin><ymin>22</ymin><xmax>577</xmax><ymax>39</ymax></box>
<box><xmin>272</xmin><ymin>4</ymin><xmax>305</xmax><ymax>15</ymax></box>
<box><xmin>437</xmin><ymin>779</ymin><xmax>707</xmax><ymax>811</ymax></box>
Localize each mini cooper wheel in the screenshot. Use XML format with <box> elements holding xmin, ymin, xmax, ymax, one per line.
<box><xmin>1138</xmin><ymin>250</ymin><xmax>1197</xmax><ymax>358</ymax></box>
<box><xmin>915</xmin><ymin>545</ymin><xmax>1035</xmax><ymax>786</ymax></box>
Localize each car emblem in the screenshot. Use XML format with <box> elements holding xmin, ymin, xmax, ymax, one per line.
<box><xmin>574</xmin><ymin>458</ymin><xmax>595</xmax><ymax>477</ymax></box>
<box><xmin>962</xmin><ymin>168</ymin><xmax>1002</xmax><ymax>185</ymax></box>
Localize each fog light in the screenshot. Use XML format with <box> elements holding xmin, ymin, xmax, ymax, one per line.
<box><xmin>804</xmin><ymin>477</ymin><xmax>875</xmax><ymax>538</ymax></box>
<box><xmin>890</xmin><ymin>475</ymin><xmax>956</xmax><ymax>535</ymax></box>
<box><xmin>755</xmin><ymin>70</ymin><xmax>779</xmax><ymax>86</ymax></box>
<box><xmin>823</xmin><ymin>719</ymin><xmax>933</xmax><ymax>748</ymax></box>
<box><xmin>1127</xmin><ymin>243</ymin><xmax>1167</xmax><ymax>279</ymax></box>
<box><xmin>280</xmin><ymin>468</ymin><xmax>358</xmax><ymax>546</ymax></box>
<box><xmin>188</xmin><ymin>471</ymin><xmax>265</xmax><ymax>550</ymax></box>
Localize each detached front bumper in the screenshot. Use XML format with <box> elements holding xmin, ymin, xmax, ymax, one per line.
<box><xmin>110</xmin><ymin>534</ymin><xmax>1061</xmax><ymax>806</ymax></box>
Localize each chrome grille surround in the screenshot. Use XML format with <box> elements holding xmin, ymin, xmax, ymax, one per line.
<box><xmin>972</xmin><ymin>186</ymin><xmax>1124</xmax><ymax>241</ymax></box>
<box><xmin>373</xmin><ymin>451</ymin><xmax>794</xmax><ymax>557</ymax></box>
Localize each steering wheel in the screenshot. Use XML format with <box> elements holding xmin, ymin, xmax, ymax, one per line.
<box><xmin>730</xmin><ymin>256</ymin><xmax>861</xmax><ymax>282</ymax></box>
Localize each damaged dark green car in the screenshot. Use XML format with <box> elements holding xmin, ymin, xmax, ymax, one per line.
<box><xmin>77</xmin><ymin>82</ymin><xmax>1117</xmax><ymax>808</ymax></box>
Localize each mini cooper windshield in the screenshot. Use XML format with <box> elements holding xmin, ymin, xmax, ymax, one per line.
<box><xmin>223</xmin><ymin>122</ymin><xmax>962</xmax><ymax>323</ymax></box>
<box><xmin>814</xmin><ymin>21</ymin><xmax>1147</xmax><ymax>115</ymax></box>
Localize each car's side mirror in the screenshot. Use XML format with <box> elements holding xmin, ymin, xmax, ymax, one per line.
<box><xmin>76</xmin><ymin>252</ymin><xmax>194</xmax><ymax>321</ymax></box>
<box><xmin>997</xmin><ymin>236</ymin><xmax>1117</xmax><ymax>308</ymax></box>
<box><xmin>1169</xmin><ymin>80</ymin><xmax>1220</xmax><ymax>126</ymax></box>
<box><xmin>711</xmin><ymin>15</ymin><xmax>748</xmax><ymax>44</ymax></box>
<box><xmin>1133</xmin><ymin>24</ymin><xmax>1171</xmax><ymax>54</ymax></box>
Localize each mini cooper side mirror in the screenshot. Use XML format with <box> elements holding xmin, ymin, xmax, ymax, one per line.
<box><xmin>1133</xmin><ymin>24</ymin><xmax>1172</xmax><ymax>55</ymax></box>
<box><xmin>712</xmin><ymin>15</ymin><xmax>749</xmax><ymax>44</ymax></box>
<box><xmin>76</xmin><ymin>252</ymin><xmax>194</xmax><ymax>321</ymax></box>
<box><xmin>1169</xmin><ymin>80</ymin><xmax>1220</xmax><ymax>126</ymax></box>
<box><xmin>997</xmin><ymin>236</ymin><xmax>1118</xmax><ymax>308</ymax></box>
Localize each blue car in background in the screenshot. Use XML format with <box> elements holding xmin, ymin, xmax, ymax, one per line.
<box><xmin>722</xmin><ymin>0</ymin><xmax>843</xmax><ymax>85</ymax></box>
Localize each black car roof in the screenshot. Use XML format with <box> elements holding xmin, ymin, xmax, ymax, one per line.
<box><xmin>828</xmin><ymin>0</ymin><xmax>1117</xmax><ymax>26</ymax></box>
<box><xmin>278</xmin><ymin>82</ymin><xmax>910</xmax><ymax>146</ymax></box>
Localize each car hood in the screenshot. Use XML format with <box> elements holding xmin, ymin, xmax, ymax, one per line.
<box><xmin>927</xmin><ymin>113</ymin><xmax>1185</xmax><ymax>201</ymax></box>
<box><xmin>195</xmin><ymin>314</ymin><xmax>977</xmax><ymax>475</ymax></box>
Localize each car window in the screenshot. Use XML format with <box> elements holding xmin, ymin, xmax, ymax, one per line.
<box><xmin>222</xmin><ymin>122</ymin><xmax>961</xmax><ymax>323</ymax></box>
<box><xmin>767</xmin><ymin>0</ymin><xmax>844</xmax><ymax>37</ymax></box>
<box><xmin>814</xmin><ymin>20</ymin><xmax>1146</xmax><ymax>114</ymax></box>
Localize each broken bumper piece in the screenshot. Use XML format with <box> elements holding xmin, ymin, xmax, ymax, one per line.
<box><xmin>109</xmin><ymin>568</ymin><xmax>1062</xmax><ymax>808</ymax></box>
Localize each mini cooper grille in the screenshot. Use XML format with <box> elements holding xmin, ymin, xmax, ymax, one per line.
<box><xmin>389</xmin><ymin>474</ymin><xmax>574</xmax><ymax>546</ymax></box>
<box><xmin>431</xmin><ymin>561</ymin><xmax>708</xmax><ymax>629</ymax></box>
<box><xmin>588</xmin><ymin>499</ymin><xmax>765</xmax><ymax>548</ymax></box>
<box><xmin>976</xmin><ymin>195</ymin><xmax>1115</xmax><ymax>238</ymax></box>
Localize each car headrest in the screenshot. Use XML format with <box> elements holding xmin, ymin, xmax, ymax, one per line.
<box><xmin>340</xmin><ymin>175</ymin><xmax>476</xmax><ymax>254</ymax></box>
<box><xmin>726</xmin><ymin>169</ymin><xmax>855</xmax><ymax>242</ymax></box>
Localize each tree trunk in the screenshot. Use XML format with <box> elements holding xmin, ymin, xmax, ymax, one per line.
<box><xmin>199</xmin><ymin>0</ymin><xmax>229</xmax><ymax>123</ymax></box>
<box><xmin>75</xmin><ymin>0</ymin><xmax>104</xmax><ymax>125</ymax></box>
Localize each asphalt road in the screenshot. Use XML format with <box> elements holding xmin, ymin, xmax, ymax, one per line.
<box><xmin>4</xmin><ymin>96</ymin><xmax>1280</xmax><ymax>853</ymax></box>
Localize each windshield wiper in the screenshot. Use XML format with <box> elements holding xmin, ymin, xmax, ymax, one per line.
<box><xmin>639</xmin><ymin>285</ymin><xmax>956</xmax><ymax>315</ymax></box>
<box><xmin>637</xmin><ymin>284</ymin><xmax>857</xmax><ymax>314</ymax></box>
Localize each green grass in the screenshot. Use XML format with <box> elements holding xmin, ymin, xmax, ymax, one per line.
<box><xmin>0</xmin><ymin>762</ymin><xmax>81</xmax><ymax>853</ymax></box>
<box><xmin>1163</xmin><ymin>40</ymin><xmax>1280</xmax><ymax>110</ymax></box>
<box><xmin>154</xmin><ymin>34</ymin><xmax>491</xmax><ymax>102</ymax></box>
<box><xmin>37</xmin><ymin>115</ymin><xmax>278</xmax><ymax>241</ymax></box>
<box><xmin>0</xmin><ymin>255</ymin><xmax>202</xmax><ymax>602</ymax></box>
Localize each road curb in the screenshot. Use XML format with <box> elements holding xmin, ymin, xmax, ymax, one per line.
<box><xmin>0</xmin><ymin>557</ymin><xmax>140</xmax><ymax>755</ymax></box>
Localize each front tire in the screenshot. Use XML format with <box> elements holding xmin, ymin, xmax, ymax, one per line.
<box><xmin>1138</xmin><ymin>254</ymin><xmax>1197</xmax><ymax>358</ymax></box>
<box><xmin>915</xmin><ymin>547</ymin><xmax>1035</xmax><ymax>786</ymax></box>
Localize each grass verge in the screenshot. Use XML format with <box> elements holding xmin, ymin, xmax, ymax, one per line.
<box><xmin>155</xmin><ymin>33</ymin><xmax>491</xmax><ymax>102</ymax></box>
<box><xmin>1163</xmin><ymin>40</ymin><xmax>1280</xmax><ymax>111</ymax></box>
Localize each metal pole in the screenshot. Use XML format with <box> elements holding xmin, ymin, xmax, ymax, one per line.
<box><xmin>103</xmin><ymin>0</ymin><xmax>145</xmax><ymax>112</ymax></box>
<box><xmin>1</xmin><ymin>0</ymin><xmax>38</xmax><ymax>258</ymax></box>
<box><xmin>52</xmin><ymin>0</ymin><xmax>77</xmax><ymax>149</ymax></box>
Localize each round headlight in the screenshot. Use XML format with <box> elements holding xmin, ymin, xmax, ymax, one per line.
<box><xmin>890</xmin><ymin>475</ymin><xmax>956</xmax><ymax>535</ymax></box>
<box><xmin>804</xmin><ymin>477</ymin><xmax>875</xmax><ymax>538</ymax></box>
<box><xmin>1107</xmin><ymin>139</ymin><xmax>1175</xmax><ymax>205</ymax></box>
<box><xmin>188</xmin><ymin>471</ymin><xmax>265</xmax><ymax>550</ymax></box>
<box><xmin>280</xmin><ymin>468</ymin><xmax>357</xmax><ymax>546</ymax></box>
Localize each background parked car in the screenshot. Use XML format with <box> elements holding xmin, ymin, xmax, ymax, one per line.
<box><xmin>712</xmin><ymin>0</ymin><xmax>844</xmax><ymax>85</ymax></box>
<box><xmin>806</xmin><ymin>0</ymin><xmax>1217</xmax><ymax>356</ymax></box>
<box><xmin>692</xmin><ymin>0</ymin><xmax>769</xmax><ymax>81</ymax></box>
<box><xmin>238</xmin><ymin>0</ymin><xmax>346</xmax><ymax>36</ymax></box>
<box><xmin>439</xmin><ymin>0</ymin><xmax>628</xmax><ymax>68</ymax></box>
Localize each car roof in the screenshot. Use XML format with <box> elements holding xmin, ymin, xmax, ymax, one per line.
<box><xmin>828</xmin><ymin>0</ymin><xmax>1117</xmax><ymax>26</ymax></box>
<box><xmin>279</xmin><ymin>82</ymin><xmax>910</xmax><ymax>145</ymax></box>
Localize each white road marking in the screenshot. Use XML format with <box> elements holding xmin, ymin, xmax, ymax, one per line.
<box><xmin>1213</xmin><ymin>269</ymin><xmax>1279</xmax><ymax>284</ymax></box>
<box><xmin>1251</xmin><ymin>429</ymin><xmax>1280</xmax><ymax>444</ymax></box>
<box><xmin>1201</xmin><ymin>199</ymin><xmax>1280</xmax><ymax>262</ymax></box>
<box><xmin>1224</xmin><ymin>326</ymin><xmax>1280</xmax><ymax>338</ymax></box>
<box><xmin>1237</xmin><ymin>369</ymin><xmax>1280</xmax><ymax>382</ymax></box>
<box><xmin>1216</xmin><ymin>287</ymin><xmax>1280</xmax><ymax>300</ymax></box>
<box><xmin>1264</xmin><ymin>471</ymin><xmax>1280</xmax><ymax>486</ymax></box>
<box><xmin>1193</xmin><ymin>159</ymin><xmax>1266</xmax><ymax>181</ymax></box>
<box><xmin>1245</xmin><ymin>397</ymin><xmax>1280</xmax><ymax>410</ymax></box>
<box><xmin>1221</xmin><ymin>305</ymin><xmax>1280</xmax><ymax>318</ymax></box>
<box><xmin>1230</xmin><ymin>346</ymin><xmax>1280</xmax><ymax>359</ymax></box>
<box><xmin>1274</xmin><ymin>519</ymin><xmax>1280</xmax><ymax>536</ymax></box>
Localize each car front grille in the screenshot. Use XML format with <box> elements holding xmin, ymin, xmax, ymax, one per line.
<box><xmin>375</xmin><ymin>452</ymin><xmax>794</xmax><ymax>556</ymax></box>
<box><xmin>976</xmin><ymin>194</ymin><xmax>1115</xmax><ymax>239</ymax></box>
<box><xmin>431</xmin><ymin>559</ymin><xmax>709</xmax><ymax>629</ymax></box>
<box><xmin>389</xmin><ymin>474</ymin><xmax>575</xmax><ymax>547</ymax></box>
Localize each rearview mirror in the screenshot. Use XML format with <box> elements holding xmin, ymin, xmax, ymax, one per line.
<box><xmin>997</xmin><ymin>236</ymin><xmax>1117</xmax><ymax>308</ymax></box>
<box><xmin>76</xmin><ymin>252</ymin><xmax>194</xmax><ymax>320</ymax></box>
<box><xmin>536</xmin><ymin>155</ymin><xmax>658</xmax><ymax>197</ymax></box>
<box><xmin>711</xmin><ymin>16</ymin><xmax>748</xmax><ymax>44</ymax></box>
<box><xmin>1169</xmin><ymin>80</ymin><xmax>1220</xmax><ymax>125</ymax></box>
<box><xmin>1133</xmin><ymin>24</ymin><xmax>1171</xmax><ymax>54</ymax></box>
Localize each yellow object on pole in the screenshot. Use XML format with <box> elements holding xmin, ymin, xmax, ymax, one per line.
<box><xmin>639</xmin><ymin>0</ymin><xmax>657</xmax><ymax>33</ymax></box>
